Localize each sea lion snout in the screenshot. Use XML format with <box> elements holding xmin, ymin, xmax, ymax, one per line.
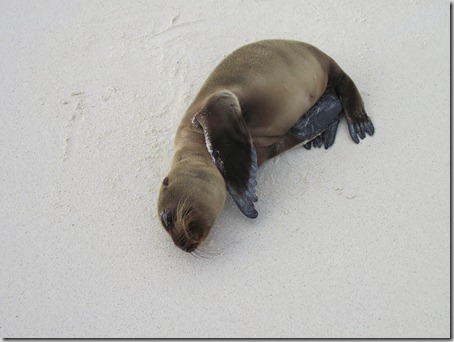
<box><xmin>158</xmin><ymin>158</ymin><xmax>227</xmax><ymax>252</ymax></box>
<box><xmin>158</xmin><ymin>176</ymin><xmax>225</xmax><ymax>252</ymax></box>
<box><xmin>160</xmin><ymin>206</ymin><xmax>208</xmax><ymax>252</ymax></box>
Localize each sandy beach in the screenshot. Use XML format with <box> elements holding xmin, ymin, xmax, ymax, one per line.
<box><xmin>0</xmin><ymin>0</ymin><xmax>450</xmax><ymax>337</ymax></box>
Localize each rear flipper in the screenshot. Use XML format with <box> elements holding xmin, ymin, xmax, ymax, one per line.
<box><xmin>290</xmin><ymin>91</ymin><xmax>342</xmax><ymax>149</ymax></box>
<box><xmin>303</xmin><ymin>116</ymin><xmax>341</xmax><ymax>150</ymax></box>
<box><xmin>333</xmin><ymin>70</ymin><xmax>375</xmax><ymax>143</ymax></box>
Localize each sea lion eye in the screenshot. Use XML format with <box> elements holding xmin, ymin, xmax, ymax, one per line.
<box><xmin>160</xmin><ymin>209</ymin><xmax>174</xmax><ymax>229</ymax></box>
<box><xmin>162</xmin><ymin>177</ymin><xmax>169</xmax><ymax>186</ymax></box>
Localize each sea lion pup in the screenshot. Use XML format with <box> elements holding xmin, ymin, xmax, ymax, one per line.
<box><xmin>157</xmin><ymin>39</ymin><xmax>374</xmax><ymax>252</ymax></box>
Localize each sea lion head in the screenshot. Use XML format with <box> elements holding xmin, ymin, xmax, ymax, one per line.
<box><xmin>157</xmin><ymin>160</ymin><xmax>226</xmax><ymax>253</ymax></box>
<box><xmin>158</xmin><ymin>91</ymin><xmax>260</xmax><ymax>252</ymax></box>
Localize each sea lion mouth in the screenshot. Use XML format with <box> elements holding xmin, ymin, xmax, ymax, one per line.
<box><xmin>182</xmin><ymin>243</ymin><xmax>198</xmax><ymax>253</ymax></box>
<box><xmin>173</xmin><ymin>234</ymin><xmax>200</xmax><ymax>253</ymax></box>
<box><xmin>159</xmin><ymin>189</ymin><xmax>214</xmax><ymax>252</ymax></box>
<box><xmin>170</xmin><ymin>217</ymin><xmax>204</xmax><ymax>253</ymax></box>
<box><xmin>160</xmin><ymin>206</ymin><xmax>210</xmax><ymax>252</ymax></box>
<box><xmin>171</xmin><ymin>200</ymin><xmax>208</xmax><ymax>252</ymax></box>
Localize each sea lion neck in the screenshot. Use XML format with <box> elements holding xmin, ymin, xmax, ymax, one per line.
<box><xmin>172</xmin><ymin>148</ymin><xmax>222</xmax><ymax>182</ymax></box>
<box><xmin>172</xmin><ymin>124</ymin><xmax>212</xmax><ymax>164</ymax></box>
<box><xmin>173</xmin><ymin>142</ymin><xmax>212</xmax><ymax>168</ymax></box>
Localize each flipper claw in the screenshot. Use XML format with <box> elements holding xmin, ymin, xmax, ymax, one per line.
<box><xmin>348</xmin><ymin>120</ymin><xmax>360</xmax><ymax>144</ymax></box>
<box><xmin>347</xmin><ymin>114</ymin><xmax>374</xmax><ymax>143</ymax></box>
<box><xmin>322</xmin><ymin>116</ymin><xmax>340</xmax><ymax>149</ymax></box>
<box><xmin>313</xmin><ymin>135</ymin><xmax>323</xmax><ymax>148</ymax></box>
<box><xmin>357</xmin><ymin>122</ymin><xmax>366</xmax><ymax>139</ymax></box>
<box><xmin>364</xmin><ymin>118</ymin><xmax>375</xmax><ymax>135</ymax></box>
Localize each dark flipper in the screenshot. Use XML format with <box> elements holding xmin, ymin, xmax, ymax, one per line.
<box><xmin>290</xmin><ymin>92</ymin><xmax>343</xmax><ymax>148</ymax></box>
<box><xmin>269</xmin><ymin>72</ymin><xmax>374</xmax><ymax>161</ymax></box>
<box><xmin>333</xmin><ymin>71</ymin><xmax>375</xmax><ymax>143</ymax></box>
<box><xmin>225</xmin><ymin>147</ymin><xmax>258</xmax><ymax>219</ymax></box>
<box><xmin>194</xmin><ymin>91</ymin><xmax>258</xmax><ymax>219</ymax></box>
<box><xmin>322</xmin><ymin>116</ymin><xmax>341</xmax><ymax>149</ymax></box>
<box><xmin>346</xmin><ymin>113</ymin><xmax>375</xmax><ymax>144</ymax></box>
<box><xmin>303</xmin><ymin>115</ymin><xmax>341</xmax><ymax>150</ymax></box>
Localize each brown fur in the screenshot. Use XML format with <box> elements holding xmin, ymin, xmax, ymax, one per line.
<box><xmin>158</xmin><ymin>39</ymin><xmax>369</xmax><ymax>252</ymax></box>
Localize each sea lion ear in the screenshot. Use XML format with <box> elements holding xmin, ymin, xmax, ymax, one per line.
<box><xmin>193</xmin><ymin>91</ymin><xmax>258</xmax><ymax>219</ymax></box>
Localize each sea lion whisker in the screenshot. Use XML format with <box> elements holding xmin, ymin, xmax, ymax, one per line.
<box><xmin>175</xmin><ymin>195</ymin><xmax>191</xmax><ymax>236</ymax></box>
<box><xmin>175</xmin><ymin>195</ymin><xmax>187</xmax><ymax>223</ymax></box>
<box><xmin>193</xmin><ymin>242</ymin><xmax>221</xmax><ymax>257</ymax></box>
<box><xmin>192</xmin><ymin>249</ymin><xmax>212</xmax><ymax>259</ymax></box>
<box><xmin>188</xmin><ymin>251</ymin><xmax>198</xmax><ymax>260</ymax></box>
<box><xmin>177</xmin><ymin>195</ymin><xmax>202</xmax><ymax>243</ymax></box>
<box><xmin>178</xmin><ymin>195</ymin><xmax>193</xmax><ymax>220</ymax></box>
<box><xmin>176</xmin><ymin>230</ymin><xmax>187</xmax><ymax>246</ymax></box>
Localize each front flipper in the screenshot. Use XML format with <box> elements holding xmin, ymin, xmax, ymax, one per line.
<box><xmin>290</xmin><ymin>92</ymin><xmax>343</xmax><ymax>148</ymax></box>
<box><xmin>194</xmin><ymin>91</ymin><xmax>258</xmax><ymax>219</ymax></box>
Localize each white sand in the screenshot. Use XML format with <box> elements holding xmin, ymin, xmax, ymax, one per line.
<box><xmin>0</xmin><ymin>0</ymin><xmax>450</xmax><ymax>338</ymax></box>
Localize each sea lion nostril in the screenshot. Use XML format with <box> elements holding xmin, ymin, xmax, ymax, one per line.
<box><xmin>192</xmin><ymin>232</ymin><xmax>203</xmax><ymax>242</ymax></box>
<box><xmin>186</xmin><ymin>219</ymin><xmax>205</xmax><ymax>242</ymax></box>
